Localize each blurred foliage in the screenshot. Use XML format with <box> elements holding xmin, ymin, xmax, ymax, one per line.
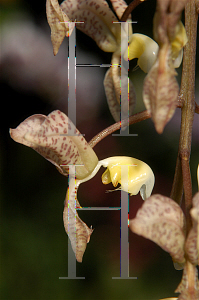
<box><xmin>0</xmin><ymin>0</ymin><xmax>198</xmax><ymax>300</ymax></box>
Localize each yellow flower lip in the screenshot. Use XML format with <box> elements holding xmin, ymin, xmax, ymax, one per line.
<box><xmin>124</xmin><ymin>33</ymin><xmax>159</xmax><ymax>73</ymax></box>
<box><xmin>100</xmin><ymin>156</ymin><xmax>155</xmax><ymax>200</ymax></box>
<box><xmin>124</xmin><ymin>22</ymin><xmax>187</xmax><ymax>73</ymax></box>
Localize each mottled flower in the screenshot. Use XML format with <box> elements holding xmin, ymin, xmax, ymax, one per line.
<box><xmin>130</xmin><ymin>192</ymin><xmax>199</xmax><ymax>299</ymax></box>
<box><xmin>143</xmin><ymin>0</ymin><xmax>188</xmax><ymax>134</ymax></box>
<box><xmin>46</xmin><ymin>0</ymin><xmax>185</xmax><ymax>123</ymax></box>
<box><xmin>10</xmin><ymin>110</ymin><xmax>155</xmax><ymax>262</ymax></box>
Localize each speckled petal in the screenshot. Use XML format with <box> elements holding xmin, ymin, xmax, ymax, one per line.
<box><xmin>10</xmin><ymin>110</ymin><xmax>98</xmax><ymax>180</ymax></box>
<box><xmin>46</xmin><ymin>0</ymin><xmax>72</xmax><ymax>55</ymax></box>
<box><xmin>104</xmin><ymin>52</ymin><xmax>136</xmax><ymax>122</ymax></box>
<box><xmin>143</xmin><ymin>43</ymin><xmax>179</xmax><ymax>134</ymax></box>
<box><xmin>63</xmin><ymin>178</ymin><xmax>93</xmax><ymax>262</ymax></box>
<box><xmin>60</xmin><ymin>0</ymin><xmax>120</xmax><ymax>52</ymax></box>
<box><xmin>104</xmin><ymin>67</ymin><xmax>121</xmax><ymax>122</ymax></box>
<box><xmin>130</xmin><ymin>194</ymin><xmax>186</xmax><ymax>264</ymax></box>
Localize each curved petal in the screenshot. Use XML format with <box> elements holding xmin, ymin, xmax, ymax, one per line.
<box><xmin>143</xmin><ymin>43</ymin><xmax>179</xmax><ymax>134</ymax></box>
<box><xmin>130</xmin><ymin>194</ymin><xmax>186</xmax><ymax>264</ymax></box>
<box><xmin>170</xmin><ymin>21</ymin><xmax>188</xmax><ymax>60</ymax></box>
<box><xmin>104</xmin><ymin>52</ymin><xmax>136</xmax><ymax>122</ymax></box>
<box><xmin>10</xmin><ymin>110</ymin><xmax>98</xmax><ymax>180</ymax></box>
<box><xmin>104</xmin><ymin>67</ymin><xmax>121</xmax><ymax>122</ymax></box>
<box><xmin>63</xmin><ymin>177</ymin><xmax>93</xmax><ymax>262</ymax></box>
<box><xmin>173</xmin><ymin>48</ymin><xmax>183</xmax><ymax>68</ymax></box>
<box><xmin>61</xmin><ymin>0</ymin><xmax>120</xmax><ymax>52</ymax></box>
<box><xmin>101</xmin><ymin>156</ymin><xmax>155</xmax><ymax>200</ymax></box>
<box><xmin>46</xmin><ymin>0</ymin><xmax>73</xmax><ymax>55</ymax></box>
<box><xmin>124</xmin><ymin>34</ymin><xmax>159</xmax><ymax>73</ymax></box>
<box><xmin>110</xmin><ymin>0</ymin><xmax>130</xmax><ymax>19</ymax></box>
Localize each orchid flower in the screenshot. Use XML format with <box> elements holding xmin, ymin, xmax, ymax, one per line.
<box><xmin>129</xmin><ymin>190</ymin><xmax>199</xmax><ymax>299</ymax></box>
<box><xmin>46</xmin><ymin>0</ymin><xmax>187</xmax><ymax>123</ymax></box>
<box><xmin>10</xmin><ymin>110</ymin><xmax>155</xmax><ymax>262</ymax></box>
<box><xmin>143</xmin><ymin>0</ymin><xmax>188</xmax><ymax>134</ymax></box>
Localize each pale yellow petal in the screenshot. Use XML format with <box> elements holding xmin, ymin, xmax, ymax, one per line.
<box><xmin>100</xmin><ymin>156</ymin><xmax>155</xmax><ymax>200</ymax></box>
<box><xmin>124</xmin><ymin>34</ymin><xmax>159</xmax><ymax>73</ymax></box>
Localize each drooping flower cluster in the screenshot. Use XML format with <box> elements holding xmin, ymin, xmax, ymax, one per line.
<box><xmin>9</xmin><ymin>1</ymin><xmax>198</xmax><ymax>299</ymax></box>
<box><xmin>46</xmin><ymin>0</ymin><xmax>187</xmax><ymax>129</ymax></box>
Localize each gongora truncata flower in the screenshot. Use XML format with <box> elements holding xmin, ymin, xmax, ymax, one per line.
<box><xmin>130</xmin><ymin>194</ymin><xmax>186</xmax><ymax>265</ymax></box>
<box><xmin>46</xmin><ymin>0</ymin><xmax>185</xmax><ymax>123</ymax></box>
<box><xmin>10</xmin><ymin>110</ymin><xmax>99</xmax><ymax>262</ymax></box>
<box><xmin>10</xmin><ymin>110</ymin><xmax>155</xmax><ymax>262</ymax></box>
<box><xmin>130</xmin><ymin>192</ymin><xmax>199</xmax><ymax>299</ymax></box>
<box><xmin>143</xmin><ymin>43</ymin><xmax>180</xmax><ymax>134</ymax></box>
<box><xmin>9</xmin><ymin>110</ymin><xmax>98</xmax><ymax>179</ymax></box>
<box><xmin>46</xmin><ymin>0</ymin><xmax>136</xmax><ymax>122</ymax></box>
<box><xmin>143</xmin><ymin>0</ymin><xmax>188</xmax><ymax>134</ymax></box>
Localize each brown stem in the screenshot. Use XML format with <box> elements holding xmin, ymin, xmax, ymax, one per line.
<box><xmin>120</xmin><ymin>0</ymin><xmax>146</xmax><ymax>22</ymax></box>
<box><xmin>89</xmin><ymin>110</ymin><xmax>150</xmax><ymax>148</ymax></box>
<box><xmin>177</xmin><ymin>99</ymin><xmax>199</xmax><ymax>114</ymax></box>
<box><xmin>170</xmin><ymin>155</ymin><xmax>183</xmax><ymax>205</ymax></box>
<box><xmin>171</xmin><ymin>0</ymin><xmax>198</xmax><ymax>234</ymax></box>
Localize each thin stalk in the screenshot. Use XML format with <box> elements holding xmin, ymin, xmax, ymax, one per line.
<box><xmin>171</xmin><ymin>0</ymin><xmax>198</xmax><ymax>233</ymax></box>
<box><xmin>120</xmin><ymin>0</ymin><xmax>145</xmax><ymax>22</ymax></box>
<box><xmin>89</xmin><ymin>110</ymin><xmax>150</xmax><ymax>148</ymax></box>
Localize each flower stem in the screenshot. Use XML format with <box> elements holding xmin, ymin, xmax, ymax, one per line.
<box><xmin>120</xmin><ymin>0</ymin><xmax>145</xmax><ymax>22</ymax></box>
<box><xmin>171</xmin><ymin>0</ymin><xmax>198</xmax><ymax>234</ymax></box>
<box><xmin>88</xmin><ymin>110</ymin><xmax>150</xmax><ymax>148</ymax></box>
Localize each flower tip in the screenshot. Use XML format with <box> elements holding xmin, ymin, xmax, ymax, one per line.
<box><xmin>9</xmin><ymin>127</ymin><xmax>18</xmax><ymax>141</ymax></box>
<box><xmin>53</xmin><ymin>48</ymin><xmax>59</xmax><ymax>56</ymax></box>
<box><xmin>76</xmin><ymin>256</ymin><xmax>83</xmax><ymax>263</ymax></box>
<box><xmin>155</xmin><ymin>122</ymin><xmax>165</xmax><ymax>134</ymax></box>
<box><xmin>152</xmin><ymin>112</ymin><xmax>169</xmax><ymax>134</ymax></box>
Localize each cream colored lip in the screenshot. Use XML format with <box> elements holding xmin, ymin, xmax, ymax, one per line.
<box><xmin>100</xmin><ymin>156</ymin><xmax>155</xmax><ymax>200</ymax></box>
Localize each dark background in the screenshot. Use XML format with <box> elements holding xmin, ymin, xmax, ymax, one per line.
<box><xmin>1</xmin><ymin>0</ymin><xmax>199</xmax><ymax>299</ymax></box>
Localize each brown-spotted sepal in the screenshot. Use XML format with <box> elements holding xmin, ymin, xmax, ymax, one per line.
<box><xmin>143</xmin><ymin>43</ymin><xmax>179</xmax><ymax>134</ymax></box>
<box><xmin>10</xmin><ymin>110</ymin><xmax>98</xmax><ymax>180</ymax></box>
<box><xmin>63</xmin><ymin>177</ymin><xmax>93</xmax><ymax>262</ymax></box>
<box><xmin>129</xmin><ymin>194</ymin><xmax>186</xmax><ymax>264</ymax></box>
